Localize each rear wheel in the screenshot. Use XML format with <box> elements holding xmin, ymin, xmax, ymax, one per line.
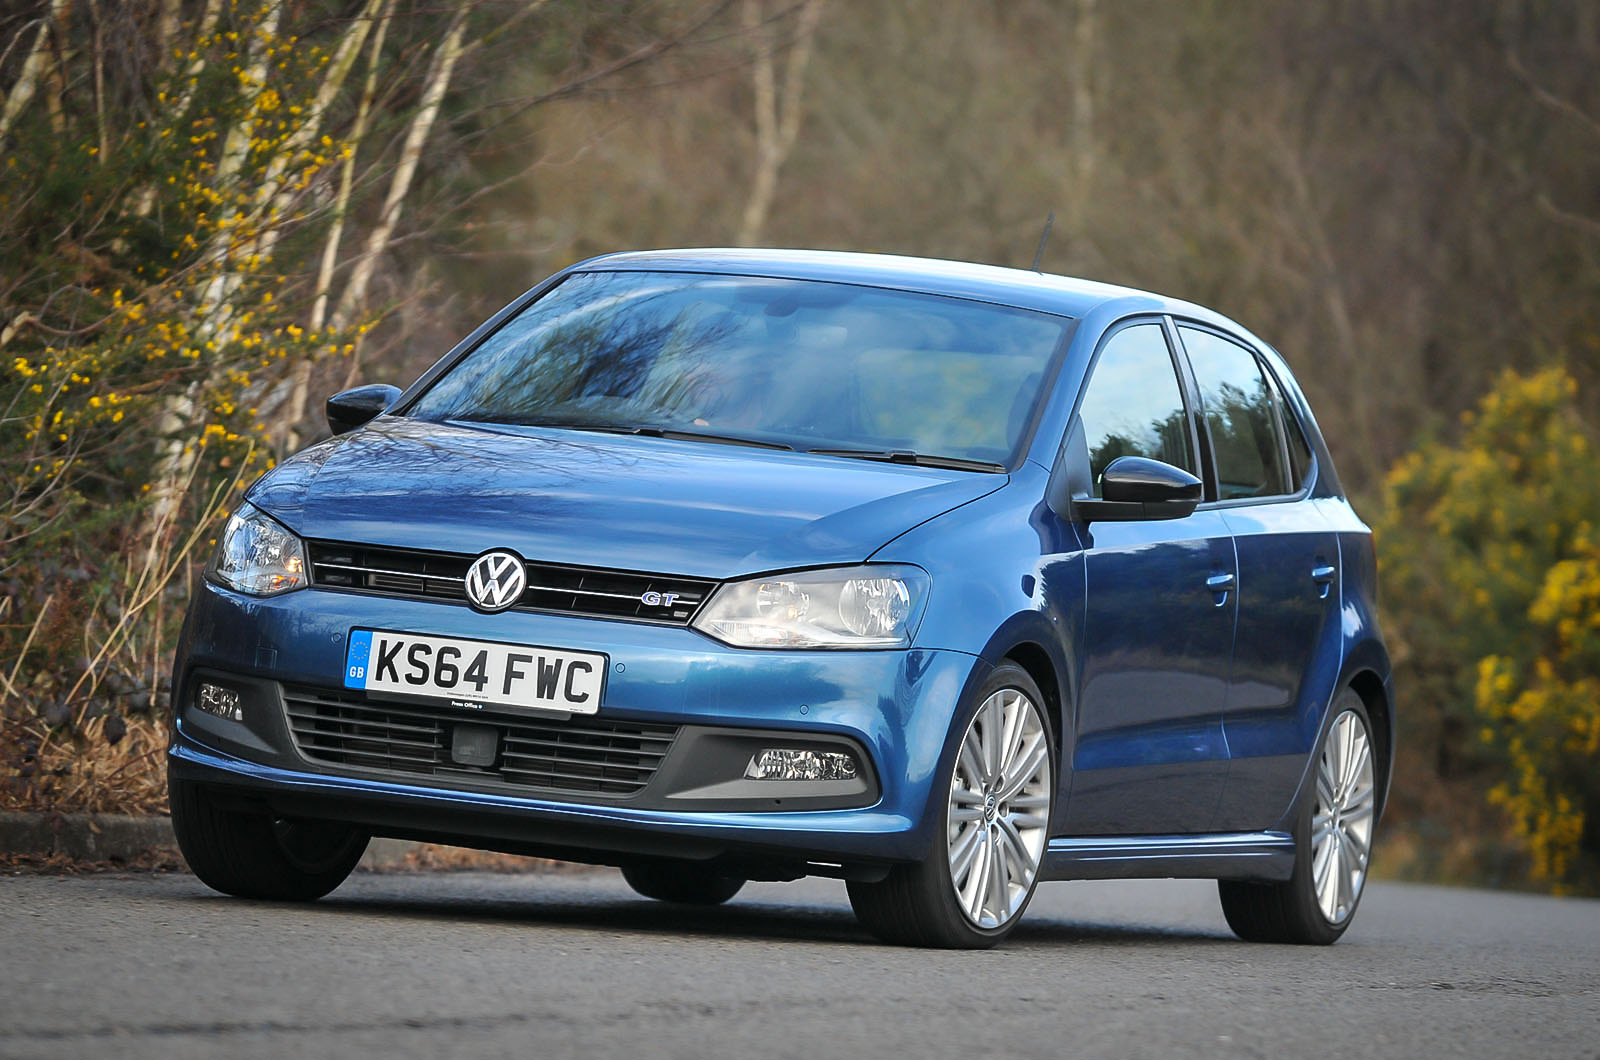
<box><xmin>621</xmin><ymin>859</ymin><xmax>745</xmax><ymax>905</ymax></box>
<box><xmin>848</xmin><ymin>663</ymin><xmax>1054</xmax><ymax>948</ymax></box>
<box><xmin>1219</xmin><ymin>689</ymin><xmax>1378</xmax><ymax>944</ymax></box>
<box><xmin>169</xmin><ymin>776</ymin><xmax>368</xmax><ymax>901</ymax></box>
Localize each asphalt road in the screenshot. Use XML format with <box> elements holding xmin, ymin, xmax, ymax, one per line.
<box><xmin>2</xmin><ymin>867</ymin><xmax>1597</xmax><ymax>1060</ymax></box>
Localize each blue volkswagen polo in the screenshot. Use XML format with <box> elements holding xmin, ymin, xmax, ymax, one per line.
<box><xmin>168</xmin><ymin>249</ymin><xmax>1392</xmax><ymax>948</ymax></box>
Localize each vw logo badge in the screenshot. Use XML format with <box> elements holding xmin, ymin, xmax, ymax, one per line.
<box><xmin>464</xmin><ymin>551</ymin><xmax>527</xmax><ymax>612</ymax></box>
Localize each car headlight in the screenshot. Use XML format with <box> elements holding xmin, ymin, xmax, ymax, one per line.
<box><xmin>207</xmin><ymin>502</ymin><xmax>308</xmax><ymax>596</ymax></box>
<box><xmin>692</xmin><ymin>565</ymin><xmax>930</xmax><ymax>649</ymax></box>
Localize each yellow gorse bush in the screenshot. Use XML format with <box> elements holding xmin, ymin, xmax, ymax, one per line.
<box><xmin>1379</xmin><ymin>367</ymin><xmax>1600</xmax><ymax>892</ymax></box>
<box><xmin>1476</xmin><ymin>531</ymin><xmax>1600</xmax><ymax>887</ymax></box>
<box><xmin>1</xmin><ymin>0</ymin><xmax>384</xmax><ymax>813</ymax></box>
<box><xmin>3</xmin><ymin>3</ymin><xmax>363</xmax><ymax>518</ymax></box>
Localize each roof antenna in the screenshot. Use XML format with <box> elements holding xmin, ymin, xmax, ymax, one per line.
<box><xmin>1030</xmin><ymin>211</ymin><xmax>1055</xmax><ymax>272</ymax></box>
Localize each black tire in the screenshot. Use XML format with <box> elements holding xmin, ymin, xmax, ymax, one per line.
<box><xmin>169</xmin><ymin>776</ymin><xmax>368</xmax><ymax>901</ymax></box>
<box><xmin>1219</xmin><ymin>689</ymin><xmax>1377</xmax><ymax>944</ymax></box>
<box><xmin>848</xmin><ymin>662</ymin><xmax>1055</xmax><ymax>949</ymax></box>
<box><xmin>621</xmin><ymin>859</ymin><xmax>745</xmax><ymax>905</ymax></box>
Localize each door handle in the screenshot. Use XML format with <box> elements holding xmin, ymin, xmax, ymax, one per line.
<box><xmin>1206</xmin><ymin>572</ymin><xmax>1235</xmax><ymax>606</ymax></box>
<box><xmin>1311</xmin><ymin>563</ymin><xmax>1336</xmax><ymax>599</ymax></box>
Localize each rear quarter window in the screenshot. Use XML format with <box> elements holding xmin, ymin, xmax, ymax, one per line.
<box><xmin>1179</xmin><ymin>326</ymin><xmax>1290</xmax><ymax>499</ymax></box>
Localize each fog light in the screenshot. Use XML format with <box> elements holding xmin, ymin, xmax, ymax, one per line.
<box><xmin>196</xmin><ymin>682</ymin><xmax>243</xmax><ymax>722</ymax></box>
<box><xmin>745</xmin><ymin>748</ymin><xmax>858</xmax><ymax>781</ymax></box>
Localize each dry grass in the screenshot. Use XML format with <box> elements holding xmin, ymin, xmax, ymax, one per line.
<box><xmin>372</xmin><ymin>843</ymin><xmax>592</xmax><ymax>875</ymax></box>
<box><xmin>0</xmin><ymin>845</ymin><xmax>186</xmax><ymax>876</ymax></box>
<box><xmin>3</xmin><ymin>712</ymin><xmax>169</xmax><ymax>816</ymax></box>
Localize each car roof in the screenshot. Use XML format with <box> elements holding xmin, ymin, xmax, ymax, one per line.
<box><xmin>568</xmin><ymin>247</ymin><xmax>1238</xmax><ymax>327</ymax></box>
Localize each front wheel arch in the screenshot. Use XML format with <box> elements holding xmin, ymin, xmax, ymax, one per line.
<box><xmin>916</xmin><ymin>630</ymin><xmax>1073</xmax><ymax>848</ymax></box>
<box><xmin>967</xmin><ymin>611</ymin><xmax>1077</xmax><ymax>817</ymax></box>
<box><xmin>849</xmin><ymin>661</ymin><xmax>1057</xmax><ymax>947</ymax></box>
<box><xmin>1000</xmin><ymin>643</ymin><xmax>1064</xmax><ymax>763</ymax></box>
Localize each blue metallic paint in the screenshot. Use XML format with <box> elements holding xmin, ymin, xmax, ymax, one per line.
<box><xmin>1061</xmin><ymin>510</ymin><xmax>1236</xmax><ymax>834</ymax></box>
<box><xmin>249</xmin><ymin>417</ymin><xmax>1005</xmax><ymax>579</ymax></box>
<box><xmin>169</xmin><ymin>248</ymin><xmax>1393</xmax><ymax>882</ymax></box>
<box><xmin>171</xmin><ymin>581</ymin><xmax>991</xmax><ymax>864</ymax></box>
<box><xmin>1211</xmin><ymin>499</ymin><xmax>1343</xmax><ymax>832</ymax></box>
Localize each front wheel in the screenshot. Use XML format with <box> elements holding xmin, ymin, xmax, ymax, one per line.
<box><xmin>169</xmin><ymin>776</ymin><xmax>368</xmax><ymax>901</ymax></box>
<box><xmin>848</xmin><ymin>663</ymin><xmax>1055</xmax><ymax>948</ymax></box>
<box><xmin>1219</xmin><ymin>689</ymin><xmax>1379</xmax><ymax>944</ymax></box>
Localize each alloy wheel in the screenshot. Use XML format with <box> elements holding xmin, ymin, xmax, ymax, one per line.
<box><xmin>1311</xmin><ymin>709</ymin><xmax>1376</xmax><ymax>924</ymax></box>
<box><xmin>945</xmin><ymin>687</ymin><xmax>1052</xmax><ymax>929</ymax></box>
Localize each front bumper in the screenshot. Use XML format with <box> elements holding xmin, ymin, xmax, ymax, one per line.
<box><xmin>169</xmin><ymin>581</ymin><xmax>986</xmax><ymax>872</ymax></box>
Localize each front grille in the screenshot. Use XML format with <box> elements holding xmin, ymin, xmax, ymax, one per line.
<box><xmin>282</xmin><ymin>685</ymin><xmax>678</xmax><ymax>797</ymax></box>
<box><xmin>306</xmin><ymin>542</ymin><xmax>714</xmax><ymax>626</ymax></box>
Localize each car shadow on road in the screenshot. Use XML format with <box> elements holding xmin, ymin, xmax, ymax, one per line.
<box><xmin>313</xmin><ymin>890</ymin><xmax>876</xmax><ymax>945</ymax></box>
<box><xmin>289</xmin><ymin>886</ymin><xmax>1234</xmax><ymax>949</ymax></box>
<box><xmin>1007</xmin><ymin>919</ymin><xmax>1235</xmax><ymax>947</ymax></box>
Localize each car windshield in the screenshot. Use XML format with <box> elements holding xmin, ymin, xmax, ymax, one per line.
<box><xmin>406</xmin><ymin>270</ymin><xmax>1071</xmax><ymax>468</ymax></box>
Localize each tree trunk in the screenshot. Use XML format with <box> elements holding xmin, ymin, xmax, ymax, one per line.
<box><xmin>737</xmin><ymin>0</ymin><xmax>825</xmax><ymax>247</ymax></box>
<box><xmin>130</xmin><ymin>0</ymin><xmax>222</xmax><ymax>221</ymax></box>
<box><xmin>169</xmin><ymin>0</ymin><xmax>224</xmax><ymax>121</ymax></box>
<box><xmin>331</xmin><ymin>11</ymin><xmax>469</xmax><ymax>334</ymax></box>
<box><xmin>1272</xmin><ymin>129</ymin><xmax>1381</xmax><ymax>485</ymax></box>
<box><xmin>0</xmin><ymin>0</ymin><xmax>70</xmax><ymax>152</ymax></box>
<box><xmin>140</xmin><ymin>2</ymin><xmax>282</xmax><ymax>574</ymax></box>
<box><xmin>1063</xmin><ymin>0</ymin><xmax>1096</xmax><ymax>268</ymax></box>
<box><xmin>286</xmin><ymin>0</ymin><xmax>394</xmax><ymax>450</ymax></box>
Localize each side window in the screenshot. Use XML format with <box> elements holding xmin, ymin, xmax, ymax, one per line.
<box><xmin>1075</xmin><ymin>323</ymin><xmax>1195</xmax><ymax>497</ymax></box>
<box><xmin>1179</xmin><ymin>327</ymin><xmax>1288</xmax><ymax>499</ymax></box>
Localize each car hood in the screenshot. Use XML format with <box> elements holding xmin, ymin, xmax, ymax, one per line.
<box><xmin>247</xmin><ymin>418</ymin><xmax>1006</xmax><ymax>579</ymax></box>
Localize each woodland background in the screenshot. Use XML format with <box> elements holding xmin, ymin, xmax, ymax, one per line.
<box><xmin>2</xmin><ymin>0</ymin><xmax>1597</xmax><ymax>893</ymax></box>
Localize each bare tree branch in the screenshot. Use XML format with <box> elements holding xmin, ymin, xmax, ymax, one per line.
<box><xmin>1505</xmin><ymin>46</ymin><xmax>1600</xmax><ymax>145</ymax></box>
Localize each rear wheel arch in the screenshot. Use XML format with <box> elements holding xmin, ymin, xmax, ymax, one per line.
<box><xmin>1346</xmin><ymin>668</ymin><xmax>1393</xmax><ymax>819</ymax></box>
<box><xmin>1219</xmin><ymin>688</ymin><xmax>1376</xmax><ymax>944</ymax></box>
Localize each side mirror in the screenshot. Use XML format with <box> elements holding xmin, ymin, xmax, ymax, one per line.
<box><xmin>326</xmin><ymin>383</ymin><xmax>402</xmax><ymax>436</ymax></box>
<box><xmin>1074</xmin><ymin>456</ymin><xmax>1202</xmax><ymax>523</ymax></box>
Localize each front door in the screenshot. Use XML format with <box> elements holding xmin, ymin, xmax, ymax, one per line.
<box><xmin>1055</xmin><ymin>320</ymin><xmax>1234</xmax><ymax>835</ymax></box>
<box><xmin>1066</xmin><ymin>511</ymin><xmax>1237</xmax><ymax>833</ymax></box>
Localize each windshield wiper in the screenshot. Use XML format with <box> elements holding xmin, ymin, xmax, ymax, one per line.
<box><xmin>806</xmin><ymin>448</ymin><xmax>1006</xmax><ymax>473</ymax></box>
<box><xmin>529</xmin><ymin>422</ymin><xmax>796</xmax><ymax>451</ymax></box>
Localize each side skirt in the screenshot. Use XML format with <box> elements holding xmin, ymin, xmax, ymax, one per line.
<box><xmin>1041</xmin><ymin>831</ymin><xmax>1296</xmax><ymax>883</ymax></box>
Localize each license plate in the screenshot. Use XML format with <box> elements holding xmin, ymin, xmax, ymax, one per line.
<box><xmin>344</xmin><ymin>629</ymin><xmax>606</xmax><ymax>715</ymax></box>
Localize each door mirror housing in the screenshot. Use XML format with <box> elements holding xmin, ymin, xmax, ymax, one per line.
<box><xmin>326</xmin><ymin>383</ymin><xmax>402</xmax><ymax>436</ymax></box>
<box><xmin>1074</xmin><ymin>456</ymin><xmax>1202</xmax><ymax>523</ymax></box>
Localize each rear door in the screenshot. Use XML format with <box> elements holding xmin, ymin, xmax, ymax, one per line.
<box><xmin>1058</xmin><ymin>320</ymin><xmax>1235</xmax><ymax>835</ymax></box>
<box><xmin>1175</xmin><ymin>324</ymin><xmax>1342</xmax><ymax>832</ymax></box>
